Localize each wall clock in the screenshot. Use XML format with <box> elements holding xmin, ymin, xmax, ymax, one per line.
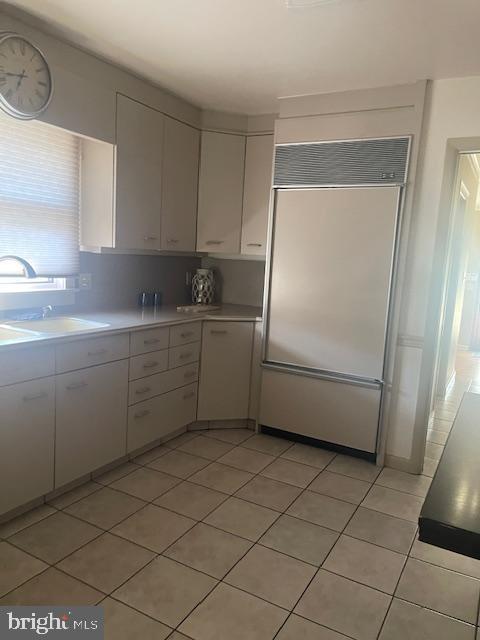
<box><xmin>0</xmin><ymin>32</ymin><xmax>53</xmax><ymax>120</ymax></box>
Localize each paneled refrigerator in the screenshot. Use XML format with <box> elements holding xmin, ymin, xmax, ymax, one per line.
<box><xmin>260</xmin><ymin>137</ymin><xmax>410</xmax><ymax>457</ymax></box>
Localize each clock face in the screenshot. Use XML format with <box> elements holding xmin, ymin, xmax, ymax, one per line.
<box><xmin>0</xmin><ymin>33</ymin><xmax>52</xmax><ymax>120</ymax></box>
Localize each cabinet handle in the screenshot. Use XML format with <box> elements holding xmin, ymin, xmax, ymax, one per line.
<box><xmin>167</xmin><ymin>238</ymin><xmax>179</xmax><ymax>244</ymax></box>
<box><xmin>143</xmin><ymin>361</ymin><xmax>159</xmax><ymax>369</ymax></box>
<box><xmin>88</xmin><ymin>348</ymin><xmax>107</xmax><ymax>356</ymax></box>
<box><xmin>135</xmin><ymin>386</ymin><xmax>151</xmax><ymax>395</ymax></box>
<box><xmin>247</xmin><ymin>243</ymin><xmax>262</xmax><ymax>247</ymax></box>
<box><xmin>183</xmin><ymin>391</ymin><xmax>195</xmax><ymax>400</ymax></box>
<box><xmin>184</xmin><ymin>370</ymin><xmax>196</xmax><ymax>379</ymax></box>
<box><xmin>144</xmin><ymin>338</ymin><xmax>161</xmax><ymax>345</ymax></box>
<box><xmin>205</xmin><ymin>240</ymin><xmax>224</xmax><ymax>245</ymax></box>
<box><xmin>179</xmin><ymin>352</ymin><xmax>193</xmax><ymax>360</ymax></box>
<box><xmin>22</xmin><ymin>391</ymin><xmax>48</xmax><ymax>402</ymax></box>
<box><xmin>210</xmin><ymin>329</ymin><xmax>228</xmax><ymax>335</ymax></box>
<box><xmin>144</xmin><ymin>235</ymin><xmax>157</xmax><ymax>241</ymax></box>
<box><xmin>180</xmin><ymin>331</ymin><xmax>194</xmax><ymax>338</ymax></box>
<box><xmin>66</xmin><ymin>381</ymin><xmax>88</xmax><ymax>391</ymax></box>
<box><xmin>134</xmin><ymin>409</ymin><xmax>150</xmax><ymax>419</ymax></box>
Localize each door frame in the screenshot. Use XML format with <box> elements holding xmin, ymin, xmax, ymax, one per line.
<box><xmin>411</xmin><ymin>141</ymin><xmax>480</xmax><ymax>473</ymax></box>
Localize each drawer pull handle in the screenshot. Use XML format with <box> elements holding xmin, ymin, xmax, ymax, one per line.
<box><xmin>180</xmin><ymin>331</ymin><xmax>194</xmax><ymax>338</ymax></box>
<box><xmin>167</xmin><ymin>238</ymin><xmax>179</xmax><ymax>244</ymax></box>
<box><xmin>144</xmin><ymin>338</ymin><xmax>161</xmax><ymax>345</ymax></box>
<box><xmin>206</xmin><ymin>240</ymin><xmax>224</xmax><ymax>245</ymax></box>
<box><xmin>135</xmin><ymin>409</ymin><xmax>150</xmax><ymax>419</ymax></box>
<box><xmin>23</xmin><ymin>392</ymin><xmax>48</xmax><ymax>402</ymax></box>
<box><xmin>183</xmin><ymin>392</ymin><xmax>195</xmax><ymax>400</ymax></box>
<box><xmin>135</xmin><ymin>386</ymin><xmax>151</xmax><ymax>395</ymax></box>
<box><xmin>143</xmin><ymin>361</ymin><xmax>159</xmax><ymax>369</ymax></box>
<box><xmin>66</xmin><ymin>381</ymin><xmax>88</xmax><ymax>391</ymax></box>
<box><xmin>184</xmin><ymin>370</ymin><xmax>196</xmax><ymax>379</ymax></box>
<box><xmin>88</xmin><ymin>348</ymin><xmax>107</xmax><ymax>356</ymax></box>
<box><xmin>211</xmin><ymin>330</ymin><xmax>228</xmax><ymax>335</ymax></box>
<box><xmin>247</xmin><ymin>243</ymin><xmax>262</xmax><ymax>247</ymax></box>
<box><xmin>144</xmin><ymin>235</ymin><xmax>157</xmax><ymax>241</ymax></box>
<box><xmin>179</xmin><ymin>352</ymin><xmax>193</xmax><ymax>359</ymax></box>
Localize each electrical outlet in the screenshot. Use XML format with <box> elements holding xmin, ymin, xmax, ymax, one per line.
<box><xmin>79</xmin><ymin>273</ymin><xmax>92</xmax><ymax>290</ymax></box>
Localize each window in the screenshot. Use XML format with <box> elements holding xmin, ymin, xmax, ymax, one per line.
<box><xmin>0</xmin><ymin>110</ymin><xmax>80</xmax><ymax>279</ymax></box>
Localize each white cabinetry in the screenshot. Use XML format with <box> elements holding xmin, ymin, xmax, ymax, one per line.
<box><xmin>0</xmin><ymin>377</ymin><xmax>55</xmax><ymax>515</ymax></box>
<box><xmin>198</xmin><ymin>321</ymin><xmax>254</xmax><ymax>420</ymax></box>
<box><xmin>115</xmin><ymin>94</ymin><xmax>164</xmax><ymax>250</ymax></box>
<box><xmin>197</xmin><ymin>131</ymin><xmax>246</xmax><ymax>253</ymax></box>
<box><xmin>161</xmin><ymin>117</ymin><xmax>200</xmax><ymax>251</ymax></box>
<box><xmin>55</xmin><ymin>359</ymin><xmax>128</xmax><ymax>487</ymax></box>
<box><xmin>241</xmin><ymin>135</ymin><xmax>273</xmax><ymax>255</ymax></box>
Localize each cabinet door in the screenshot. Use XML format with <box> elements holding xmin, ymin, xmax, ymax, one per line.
<box><xmin>197</xmin><ymin>131</ymin><xmax>245</xmax><ymax>254</ymax></box>
<box><xmin>241</xmin><ymin>134</ymin><xmax>273</xmax><ymax>256</ymax></box>
<box><xmin>55</xmin><ymin>360</ymin><xmax>128</xmax><ymax>487</ymax></box>
<box><xmin>0</xmin><ymin>378</ymin><xmax>55</xmax><ymax>515</ymax></box>
<box><xmin>115</xmin><ymin>95</ymin><xmax>163</xmax><ymax>250</ymax></box>
<box><xmin>161</xmin><ymin>117</ymin><xmax>200</xmax><ymax>251</ymax></box>
<box><xmin>198</xmin><ymin>321</ymin><xmax>254</xmax><ymax>420</ymax></box>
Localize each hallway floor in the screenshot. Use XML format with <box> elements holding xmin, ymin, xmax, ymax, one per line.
<box><xmin>1</xmin><ymin>427</ymin><xmax>480</xmax><ymax>639</ymax></box>
<box><xmin>426</xmin><ymin>349</ymin><xmax>480</xmax><ymax>477</ymax></box>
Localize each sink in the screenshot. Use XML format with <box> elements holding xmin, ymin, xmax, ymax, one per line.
<box><xmin>0</xmin><ymin>324</ymin><xmax>40</xmax><ymax>343</ymax></box>
<box><xmin>6</xmin><ymin>317</ymin><xmax>110</xmax><ymax>334</ymax></box>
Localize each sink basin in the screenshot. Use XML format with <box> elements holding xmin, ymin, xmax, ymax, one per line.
<box><xmin>7</xmin><ymin>317</ymin><xmax>110</xmax><ymax>334</ymax></box>
<box><xmin>0</xmin><ymin>324</ymin><xmax>40</xmax><ymax>343</ymax></box>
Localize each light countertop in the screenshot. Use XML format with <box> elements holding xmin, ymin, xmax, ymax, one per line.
<box><xmin>0</xmin><ymin>303</ymin><xmax>262</xmax><ymax>352</ymax></box>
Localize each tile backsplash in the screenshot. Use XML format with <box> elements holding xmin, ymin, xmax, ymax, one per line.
<box><xmin>74</xmin><ymin>252</ymin><xmax>201</xmax><ymax>311</ymax></box>
<box><xmin>201</xmin><ymin>257</ymin><xmax>265</xmax><ymax>308</ymax></box>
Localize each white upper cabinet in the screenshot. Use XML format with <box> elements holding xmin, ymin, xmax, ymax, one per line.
<box><xmin>197</xmin><ymin>131</ymin><xmax>246</xmax><ymax>254</ymax></box>
<box><xmin>115</xmin><ymin>94</ymin><xmax>164</xmax><ymax>250</ymax></box>
<box><xmin>241</xmin><ymin>134</ymin><xmax>274</xmax><ymax>256</ymax></box>
<box><xmin>161</xmin><ymin>117</ymin><xmax>200</xmax><ymax>252</ymax></box>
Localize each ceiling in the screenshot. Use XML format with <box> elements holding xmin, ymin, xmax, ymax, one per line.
<box><xmin>5</xmin><ymin>0</ymin><xmax>480</xmax><ymax>114</ymax></box>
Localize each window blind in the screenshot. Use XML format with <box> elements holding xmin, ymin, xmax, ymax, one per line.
<box><xmin>0</xmin><ymin>111</ymin><xmax>80</xmax><ymax>277</ymax></box>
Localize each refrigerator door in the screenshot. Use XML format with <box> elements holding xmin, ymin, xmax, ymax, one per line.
<box><xmin>266</xmin><ymin>186</ymin><xmax>400</xmax><ymax>381</ymax></box>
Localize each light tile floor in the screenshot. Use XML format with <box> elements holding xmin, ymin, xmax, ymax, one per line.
<box><xmin>1</xmin><ymin>427</ymin><xmax>479</xmax><ymax>640</ymax></box>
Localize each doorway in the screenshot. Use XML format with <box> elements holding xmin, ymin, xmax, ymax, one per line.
<box><xmin>423</xmin><ymin>153</ymin><xmax>480</xmax><ymax>475</ymax></box>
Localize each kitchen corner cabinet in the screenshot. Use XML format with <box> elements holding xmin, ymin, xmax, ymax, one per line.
<box><xmin>0</xmin><ymin>377</ymin><xmax>55</xmax><ymax>515</ymax></box>
<box><xmin>55</xmin><ymin>359</ymin><xmax>128</xmax><ymax>487</ymax></box>
<box><xmin>198</xmin><ymin>321</ymin><xmax>254</xmax><ymax>420</ymax></box>
<box><xmin>197</xmin><ymin>131</ymin><xmax>246</xmax><ymax>254</ymax></box>
<box><xmin>115</xmin><ymin>94</ymin><xmax>164</xmax><ymax>250</ymax></box>
<box><xmin>161</xmin><ymin>117</ymin><xmax>200</xmax><ymax>251</ymax></box>
<box><xmin>241</xmin><ymin>135</ymin><xmax>274</xmax><ymax>256</ymax></box>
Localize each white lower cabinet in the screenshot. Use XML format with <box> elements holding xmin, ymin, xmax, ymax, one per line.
<box><xmin>198</xmin><ymin>321</ymin><xmax>254</xmax><ymax>420</ymax></box>
<box><xmin>127</xmin><ymin>382</ymin><xmax>198</xmax><ymax>452</ymax></box>
<box><xmin>55</xmin><ymin>360</ymin><xmax>128</xmax><ymax>487</ymax></box>
<box><xmin>0</xmin><ymin>377</ymin><xmax>55</xmax><ymax>515</ymax></box>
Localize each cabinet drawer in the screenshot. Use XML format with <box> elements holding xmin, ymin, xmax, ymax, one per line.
<box><xmin>130</xmin><ymin>326</ymin><xmax>170</xmax><ymax>356</ymax></box>
<box><xmin>169</xmin><ymin>322</ymin><xmax>201</xmax><ymax>347</ymax></box>
<box><xmin>56</xmin><ymin>333</ymin><xmax>129</xmax><ymax>373</ymax></box>
<box><xmin>129</xmin><ymin>349</ymin><xmax>169</xmax><ymax>381</ymax></box>
<box><xmin>168</xmin><ymin>341</ymin><xmax>201</xmax><ymax>369</ymax></box>
<box><xmin>0</xmin><ymin>377</ymin><xmax>55</xmax><ymax>515</ymax></box>
<box><xmin>129</xmin><ymin>362</ymin><xmax>199</xmax><ymax>405</ymax></box>
<box><xmin>0</xmin><ymin>346</ymin><xmax>55</xmax><ymax>386</ymax></box>
<box><xmin>127</xmin><ymin>382</ymin><xmax>197</xmax><ymax>452</ymax></box>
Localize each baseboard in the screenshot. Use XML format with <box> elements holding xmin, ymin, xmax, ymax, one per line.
<box><xmin>384</xmin><ymin>453</ymin><xmax>422</xmax><ymax>474</ymax></box>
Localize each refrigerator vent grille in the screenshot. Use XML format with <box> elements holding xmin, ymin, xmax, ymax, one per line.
<box><xmin>274</xmin><ymin>137</ymin><xmax>410</xmax><ymax>186</ymax></box>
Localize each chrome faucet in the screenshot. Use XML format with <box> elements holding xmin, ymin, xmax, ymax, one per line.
<box><xmin>0</xmin><ymin>255</ymin><xmax>37</xmax><ymax>278</ymax></box>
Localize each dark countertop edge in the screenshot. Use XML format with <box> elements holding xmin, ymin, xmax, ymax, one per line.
<box><xmin>418</xmin><ymin>516</ymin><xmax>480</xmax><ymax>560</ymax></box>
